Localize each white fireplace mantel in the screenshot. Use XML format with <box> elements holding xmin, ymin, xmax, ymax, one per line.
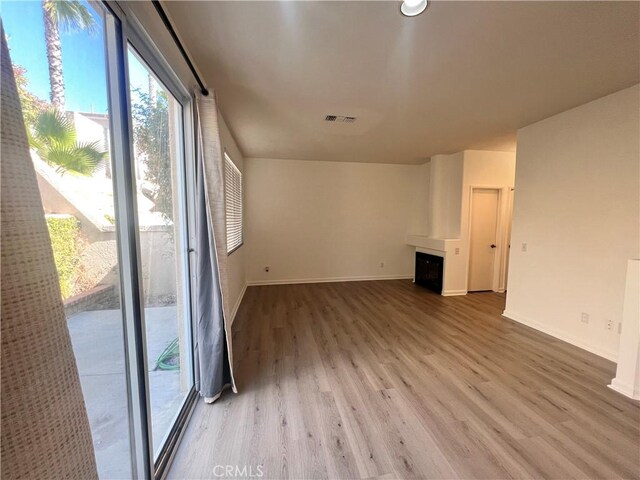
<box><xmin>406</xmin><ymin>235</ymin><xmax>467</xmax><ymax>296</ymax></box>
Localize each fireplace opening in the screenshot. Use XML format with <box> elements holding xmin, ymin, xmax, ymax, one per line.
<box><xmin>415</xmin><ymin>252</ymin><xmax>444</xmax><ymax>294</ymax></box>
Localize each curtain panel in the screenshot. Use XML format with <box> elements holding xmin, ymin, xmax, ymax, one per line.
<box><xmin>0</xmin><ymin>30</ymin><xmax>98</xmax><ymax>479</ymax></box>
<box><xmin>194</xmin><ymin>92</ymin><xmax>237</xmax><ymax>402</ymax></box>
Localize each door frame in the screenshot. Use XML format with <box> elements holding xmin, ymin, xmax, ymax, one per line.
<box><xmin>501</xmin><ymin>187</ymin><xmax>515</xmax><ymax>292</ymax></box>
<box><xmin>465</xmin><ymin>186</ymin><xmax>511</xmax><ymax>293</ymax></box>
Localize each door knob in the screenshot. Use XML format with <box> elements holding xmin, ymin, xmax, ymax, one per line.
<box><xmin>490</xmin><ymin>244</ymin><xmax>497</xmax><ymax>248</ymax></box>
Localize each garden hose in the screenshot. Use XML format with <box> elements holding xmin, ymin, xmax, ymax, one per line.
<box><xmin>156</xmin><ymin>337</ymin><xmax>180</xmax><ymax>371</ymax></box>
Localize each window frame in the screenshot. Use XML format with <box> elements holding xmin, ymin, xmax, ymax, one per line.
<box><xmin>224</xmin><ymin>152</ymin><xmax>244</xmax><ymax>255</ymax></box>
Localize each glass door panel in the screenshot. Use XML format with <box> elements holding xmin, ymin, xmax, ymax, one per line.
<box><xmin>126</xmin><ymin>47</ymin><xmax>194</xmax><ymax>458</ymax></box>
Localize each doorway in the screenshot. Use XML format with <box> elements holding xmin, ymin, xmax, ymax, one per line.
<box><xmin>468</xmin><ymin>188</ymin><xmax>500</xmax><ymax>292</ymax></box>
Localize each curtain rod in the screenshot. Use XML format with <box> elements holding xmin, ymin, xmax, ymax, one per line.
<box><xmin>151</xmin><ymin>0</ymin><xmax>209</xmax><ymax>96</ymax></box>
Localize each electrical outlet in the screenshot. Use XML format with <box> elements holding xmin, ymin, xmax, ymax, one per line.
<box><xmin>521</xmin><ymin>243</ymin><xmax>527</xmax><ymax>252</ymax></box>
<box><xmin>581</xmin><ymin>312</ymin><xmax>589</xmax><ymax>324</ymax></box>
<box><xmin>455</xmin><ymin>247</ymin><xmax>460</xmax><ymax>255</ymax></box>
<box><xmin>264</xmin><ymin>266</ymin><xmax>270</xmax><ymax>273</ymax></box>
<box><xmin>606</xmin><ymin>319</ymin><xmax>613</xmax><ymax>330</ymax></box>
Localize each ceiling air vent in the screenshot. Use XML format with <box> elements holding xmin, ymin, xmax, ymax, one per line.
<box><xmin>324</xmin><ymin>115</ymin><xmax>357</xmax><ymax>123</ymax></box>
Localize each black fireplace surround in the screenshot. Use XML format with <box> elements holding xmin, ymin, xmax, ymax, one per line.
<box><xmin>415</xmin><ymin>252</ymin><xmax>444</xmax><ymax>294</ymax></box>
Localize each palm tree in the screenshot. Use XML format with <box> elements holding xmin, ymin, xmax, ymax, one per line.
<box><xmin>30</xmin><ymin>109</ymin><xmax>106</xmax><ymax>175</ymax></box>
<box><xmin>41</xmin><ymin>0</ymin><xmax>97</xmax><ymax>111</ymax></box>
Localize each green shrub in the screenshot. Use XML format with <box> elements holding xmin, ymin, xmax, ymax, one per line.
<box><xmin>46</xmin><ymin>215</ymin><xmax>80</xmax><ymax>299</ymax></box>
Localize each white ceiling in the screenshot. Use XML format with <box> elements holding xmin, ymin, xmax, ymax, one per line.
<box><xmin>165</xmin><ymin>1</ymin><xmax>639</xmax><ymax>164</ymax></box>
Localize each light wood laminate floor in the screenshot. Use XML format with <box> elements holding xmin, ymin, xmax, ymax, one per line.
<box><xmin>168</xmin><ymin>280</ymin><xmax>640</xmax><ymax>479</ymax></box>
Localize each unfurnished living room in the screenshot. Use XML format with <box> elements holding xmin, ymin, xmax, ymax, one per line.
<box><xmin>1</xmin><ymin>1</ymin><xmax>639</xmax><ymax>479</ymax></box>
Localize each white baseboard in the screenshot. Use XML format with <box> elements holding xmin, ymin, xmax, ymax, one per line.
<box><xmin>247</xmin><ymin>274</ymin><xmax>414</xmax><ymax>287</ymax></box>
<box><xmin>502</xmin><ymin>310</ymin><xmax>618</xmax><ymax>362</ymax></box>
<box><xmin>229</xmin><ymin>283</ymin><xmax>247</xmax><ymax>326</ymax></box>
<box><xmin>442</xmin><ymin>289</ymin><xmax>467</xmax><ymax>296</ymax></box>
<box><xmin>608</xmin><ymin>379</ymin><xmax>640</xmax><ymax>400</ymax></box>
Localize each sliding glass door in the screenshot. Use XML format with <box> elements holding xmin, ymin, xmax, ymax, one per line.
<box><xmin>109</xmin><ymin>5</ymin><xmax>198</xmax><ymax>477</ymax></box>
<box><xmin>127</xmin><ymin>46</ymin><xmax>194</xmax><ymax>460</ymax></box>
<box><xmin>2</xmin><ymin>1</ymin><xmax>197</xmax><ymax>478</ymax></box>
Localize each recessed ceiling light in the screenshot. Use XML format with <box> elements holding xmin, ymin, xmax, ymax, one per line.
<box><xmin>400</xmin><ymin>0</ymin><xmax>428</xmax><ymax>17</ymax></box>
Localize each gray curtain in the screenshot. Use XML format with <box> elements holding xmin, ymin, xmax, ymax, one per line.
<box><xmin>194</xmin><ymin>93</ymin><xmax>237</xmax><ymax>402</ymax></box>
<box><xmin>0</xmin><ymin>27</ymin><xmax>98</xmax><ymax>479</ymax></box>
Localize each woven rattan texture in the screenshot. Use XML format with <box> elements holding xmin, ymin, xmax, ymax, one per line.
<box><xmin>1</xmin><ymin>31</ymin><xmax>99</xmax><ymax>480</ymax></box>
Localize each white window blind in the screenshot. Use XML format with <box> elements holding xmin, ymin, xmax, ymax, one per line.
<box><xmin>224</xmin><ymin>153</ymin><xmax>243</xmax><ymax>254</ymax></box>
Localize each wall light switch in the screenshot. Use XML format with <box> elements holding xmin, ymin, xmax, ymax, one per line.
<box><xmin>581</xmin><ymin>312</ymin><xmax>589</xmax><ymax>324</ymax></box>
<box><xmin>521</xmin><ymin>243</ymin><xmax>527</xmax><ymax>252</ymax></box>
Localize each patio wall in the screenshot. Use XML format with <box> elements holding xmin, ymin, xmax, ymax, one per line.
<box><xmin>39</xmin><ymin>173</ymin><xmax>177</xmax><ymax>303</ymax></box>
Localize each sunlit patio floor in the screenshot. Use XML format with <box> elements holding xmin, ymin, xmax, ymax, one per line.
<box><xmin>68</xmin><ymin>306</ymin><xmax>187</xmax><ymax>479</ymax></box>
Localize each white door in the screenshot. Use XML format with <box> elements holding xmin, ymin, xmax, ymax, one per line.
<box><xmin>468</xmin><ymin>188</ymin><xmax>499</xmax><ymax>292</ymax></box>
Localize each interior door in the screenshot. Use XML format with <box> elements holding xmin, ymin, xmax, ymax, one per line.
<box><xmin>468</xmin><ymin>188</ymin><xmax>499</xmax><ymax>292</ymax></box>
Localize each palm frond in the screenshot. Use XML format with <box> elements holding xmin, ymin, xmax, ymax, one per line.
<box><xmin>46</xmin><ymin>142</ymin><xmax>101</xmax><ymax>175</ymax></box>
<box><xmin>25</xmin><ymin>123</ymin><xmax>44</xmax><ymax>152</ymax></box>
<box><xmin>75</xmin><ymin>140</ymin><xmax>107</xmax><ymax>166</ymax></box>
<box><xmin>30</xmin><ymin>110</ymin><xmax>107</xmax><ymax>176</ymax></box>
<box><xmin>32</xmin><ymin>109</ymin><xmax>76</xmax><ymax>148</ymax></box>
<box><xmin>52</xmin><ymin>0</ymin><xmax>98</xmax><ymax>36</ymax></box>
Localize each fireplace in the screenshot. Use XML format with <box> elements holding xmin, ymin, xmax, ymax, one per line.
<box><xmin>415</xmin><ymin>252</ymin><xmax>444</xmax><ymax>294</ymax></box>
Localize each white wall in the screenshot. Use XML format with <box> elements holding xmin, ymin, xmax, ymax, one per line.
<box><xmin>245</xmin><ymin>158</ymin><xmax>426</xmax><ymax>284</ymax></box>
<box><xmin>504</xmin><ymin>84</ymin><xmax>640</xmax><ymax>361</ymax></box>
<box><xmin>218</xmin><ymin>114</ymin><xmax>247</xmax><ymax>322</ymax></box>
<box><xmin>610</xmin><ymin>259</ymin><xmax>640</xmax><ymax>399</ymax></box>
<box><xmin>408</xmin><ymin>161</ymin><xmax>431</xmax><ymax>235</ymax></box>
<box><xmin>428</xmin><ymin>153</ymin><xmax>464</xmax><ymax>238</ymax></box>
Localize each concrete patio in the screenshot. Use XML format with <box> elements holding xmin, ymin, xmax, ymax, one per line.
<box><xmin>68</xmin><ymin>306</ymin><xmax>188</xmax><ymax>479</ymax></box>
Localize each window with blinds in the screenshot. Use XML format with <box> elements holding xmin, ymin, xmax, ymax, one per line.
<box><xmin>224</xmin><ymin>153</ymin><xmax>243</xmax><ymax>254</ymax></box>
